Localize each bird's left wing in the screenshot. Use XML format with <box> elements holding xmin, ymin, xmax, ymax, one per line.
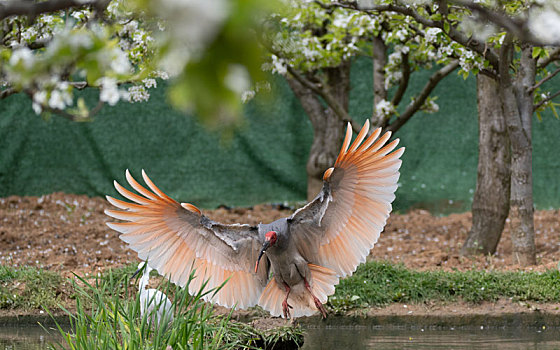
<box><xmin>288</xmin><ymin>120</ymin><xmax>403</xmax><ymax>277</ymax></box>
<box><xmin>105</xmin><ymin>170</ymin><xmax>269</xmax><ymax>309</ymax></box>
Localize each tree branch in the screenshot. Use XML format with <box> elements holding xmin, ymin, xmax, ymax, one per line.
<box><xmin>69</xmin><ymin>81</ymin><xmax>89</xmax><ymax>90</ymax></box>
<box><xmin>0</xmin><ymin>0</ymin><xmax>101</xmax><ymax>21</ymax></box>
<box><xmin>537</xmin><ymin>48</ymin><xmax>560</xmax><ymax>69</ymax></box>
<box><xmin>448</xmin><ymin>0</ymin><xmax>549</xmax><ymax>46</ymax></box>
<box><xmin>386</xmin><ymin>60</ymin><xmax>459</xmax><ymax>133</ymax></box>
<box><xmin>43</xmin><ymin>99</ymin><xmax>105</xmax><ymax>121</ymax></box>
<box><xmin>285</xmin><ymin>65</ymin><xmax>361</xmax><ymax>133</ymax></box>
<box><xmin>0</xmin><ymin>87</ymin><xmax>17</xmax><ymax>99</ymax></box>
<box><xmin>533</xmin><ymin>90</ymin><xmax>560</xmax><ymax>112</ymax></box>
<box><xmin>529</xmin><ymin>67</ymin><xmax>560</xmax><ymax>94</ymax></box>
<box><xmin>390</xmin><ymin>53</ymin><xmax>410</xmax><ymax>107</ymax></box>
<box><xmin>340</xmin><ymin>0</ymin><xmax>501</xmax><ymax>69</ymax></box>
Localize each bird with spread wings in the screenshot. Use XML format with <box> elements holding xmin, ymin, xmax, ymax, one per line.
<box><xmin>105</xmin><ymin>120</ymin><xmax>403</xmax><ymax>318</ymax></box>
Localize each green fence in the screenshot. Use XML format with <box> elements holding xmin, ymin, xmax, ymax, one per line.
<box><xmin>1</xmin><ymin>59</ymin><xmax>559</xmax><ymax>213</ymax></box>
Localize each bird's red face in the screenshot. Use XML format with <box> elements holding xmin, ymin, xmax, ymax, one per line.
<box><xmin>265</xmin><ymin>231</ymin><xmax>277</xmax><ymax>245</ymax></box>
<box><xmin>255</xmin><ymin>231</ymin><xmax>277</xmax><ymax>273</ymax></box>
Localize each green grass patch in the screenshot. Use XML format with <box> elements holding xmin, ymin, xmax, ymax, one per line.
<box><xmin>2</xmin><ymin>261</ymin><xmax>559</xmax><ymax>318</ymax></box>
<box><xmin>0</xmin><ymin>265</ymin><xmax>65</xmax><ymax>310</ymax></box>
<box><xmin>329</xmin><ymin>261</ymin><xmax>560</xmax><ymax>311</ymax></box>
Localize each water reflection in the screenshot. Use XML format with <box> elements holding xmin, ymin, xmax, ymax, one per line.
<box><xmin>3</xmin><ymin>322</ymin><xmax>560</xmax><ymax>350</ymax></box>
<box><xmin>302</xmin><ymin>324</ymin><xmax>560</xmax><ymax>350</ymax></box>
<box><xmin>0</xmin><ymin>325</ymin><xmax>62</xmax><ymax>350</ymax></box>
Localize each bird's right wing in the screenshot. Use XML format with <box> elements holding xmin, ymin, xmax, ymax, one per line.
<box><xmin>288</xmin><ymin>120</ymin><xmax>403</xmax><ymax>277</ymax></box>
<box><xmin>105</xmin><ymin>170</ymin><xmax>269</xmax><ymax>309</ymax></box>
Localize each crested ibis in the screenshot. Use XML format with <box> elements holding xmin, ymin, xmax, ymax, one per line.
<box><xmin>106</xmin><ymin>120</ymin><xmax>403</xmax><ymax>318</ymax></box>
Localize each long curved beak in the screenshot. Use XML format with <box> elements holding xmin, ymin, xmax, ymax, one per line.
<box><xmin>254</xmin><ymin>240</ymin><xmax>271</xmax><ymax>273</ymax></box>
<box><xmin>131</xmin><ymin>266</ymin><xmax>143</xmax><ymax>279</ymax></box>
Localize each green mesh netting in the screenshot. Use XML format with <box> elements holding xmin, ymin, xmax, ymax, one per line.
<box><xmin>1</xmin><ymin>59</ymin><xmax>559</xmax><ymax>214</ymax></box>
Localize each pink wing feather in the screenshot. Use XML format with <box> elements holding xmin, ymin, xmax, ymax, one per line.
<box><xmin>289</xmin><ymin>120</ymin><xmax>404</xmax><ymax>277</ymax></box>
<box><xmin>105</xmin><ymin>170</ymin><xmax>269</xmax><ymax>309</ymax></box>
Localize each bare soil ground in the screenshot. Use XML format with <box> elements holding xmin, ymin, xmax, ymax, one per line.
<box><xmin>1</xmin><ymin>193</ymin><xmax>560</xmax><ymax>321</ymax></box>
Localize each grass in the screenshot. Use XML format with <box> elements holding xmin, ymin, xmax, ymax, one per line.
<box><xmin>2</xmin><ymin>261</ymin><xmax>560</xmax><ymax>348</ymax></box>
<box><xmin>2</xmin><ymin>261</ymin><xmax>559</xmax><ymax>316</ymax></box>
<box><xmin>47</xmin><ymin>266</ymin><xmax>303</xmax><ymax>350</ymax></box>
<box><xmin>0</xmin><ymin>264</ymin><xmax>65</xmax><ymax>310</ymax></box>
<box><xmin>329</xmin><ymin>261</ymin><xmax>560</xmax><ymax>311</ymax></box>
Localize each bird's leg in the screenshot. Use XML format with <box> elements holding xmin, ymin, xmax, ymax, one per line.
<box><xmin>304</xmin><ymin>278</ymin><xmax>327</xmax><ymax>319</ymax></box>
<box><xmin>282</xmin><ymin>283</ymin><xmax>293</xmax><ymax>319</ymax></box>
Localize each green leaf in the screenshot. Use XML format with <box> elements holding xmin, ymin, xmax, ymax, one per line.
<box><xmin>552</xmin><ymin>105</ymin><xmax>559</xmax><ymax>119</ymax></box>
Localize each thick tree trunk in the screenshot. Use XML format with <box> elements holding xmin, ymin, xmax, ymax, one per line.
<box><xmin>499</xmin><ymin>40</ymin><xmax>537</xmax><ymax>266</ymax></box>
<box><xmin>286</xmin><ymin>62</ymin><xmax>351</xmax><ymax>200</ymax></box>
<box><xmin>461</xmin><ymin>74</ymin><xmax>511</xmax><ymax>256</ymax></box>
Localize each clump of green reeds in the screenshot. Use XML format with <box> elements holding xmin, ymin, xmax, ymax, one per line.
<box><xmin>48</xmin><ymin>265</ymin><xmax>303</xmax><ymax>350</ymax></box>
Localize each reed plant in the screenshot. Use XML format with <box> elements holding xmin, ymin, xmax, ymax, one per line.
<box><xmin>48</xmin><ymin>266</ymin><xmax>302</xmax><ymax>349</ymax></box>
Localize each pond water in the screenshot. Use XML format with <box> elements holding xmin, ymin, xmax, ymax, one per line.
<box><xmin>2</xmin><ymin>323</ymin><xmax>560</xmax><ymax>349</ymax></box>
<box><xmin>302</xmin><ymin>324</ymin><xmax>560</xmax><ymax>350</ymax></box>
<box><xmin>0</xmin><ymin>325</ymin><xmax>62</xmax><ymax>350</ymax></box>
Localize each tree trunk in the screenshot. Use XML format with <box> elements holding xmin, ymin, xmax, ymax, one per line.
<box><xmin>286</xmin><ymin>62</ymin><xmax>351</xmax><ymax>200</ymax></box>
<box><xmin>461</xmin><ymin>74</ymin><xmax>511</xmax><ymax>256</ymax></box>
<box><xmin>499</xmin><ymin>40</ymin><xmax>537</xmax><ymax>266</ymax></box>
<box><xmin>371</xmin><ymin>34</ymin><xmax>387</xmax><ymax>127</ymax></box>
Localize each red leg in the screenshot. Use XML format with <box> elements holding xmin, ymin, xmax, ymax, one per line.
<box><xmin>282</xmin><ymin>283</ymin><xmax>293</xmax><ymax>319</ymax></box>
<box><xmin>304</xmin><ymin>278</ymin><xmax>327</xmax><ymax>319</ymax></box>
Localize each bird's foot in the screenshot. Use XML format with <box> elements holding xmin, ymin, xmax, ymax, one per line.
<box><xmin>304</xmin><ymin>277</ymin><xmax>328</xmax><ymax>319</ymax></box>
<box><xmin>312</xmin><ymin>295</ymin><xmax>328</xmax><ymax>319</ymax></box>
<box><xmin>282</xmin><ymin>299</ymin><xmax>293</xmax><ymax>319</ymax></box>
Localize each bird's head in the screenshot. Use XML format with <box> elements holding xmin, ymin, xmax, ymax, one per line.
<box><xmin>254</xmin><ymin>231</ymin><xmax>277</xmax><ymax>273</ymax></box>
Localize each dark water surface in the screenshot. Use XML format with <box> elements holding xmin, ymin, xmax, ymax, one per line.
<box><xmin>302</xmin><ymin>324</ymin><xmax>560</xmax><ymax>350</ymax></box>
<box><xmin>0</xmin><ymin>325</ymin><xmax>62</xmax><ymax>350</ymax></box>
<box><xmin>2</xmin><ymin>323</ymin><xmax>560</xmax><ymax>349</ymax></box>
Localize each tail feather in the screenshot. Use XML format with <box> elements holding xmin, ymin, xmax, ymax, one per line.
<box><xmin>258</xmin><ymin>264</ymin><xmax>338</xmax><ymax>318</ymax></box>
<box><xmin>308</xmin><ymin>263</ymin><xmax>339</xmax><ymax>303</ymax></box>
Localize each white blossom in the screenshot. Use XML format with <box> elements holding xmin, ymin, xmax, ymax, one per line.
<box><xmin>458</xmin><ymin>47</ymin><xmax>482</xmax><ymax>72</ymax></box>
<box><xmin>438</xmin><ymin>45</ymin><xmax>454</xmax><ymax>58</ymax></box>
<box><xmin>128</xmin><ymin>85</ymin><xmax>150</xmax><ymax>102</ymax></box>
<box><xmin>66</xmin><ymin>32</ymin><xmax>94</xmax><ymax>50</ymax></box>
<box><xmin>425</xmin><ymin>28</ymin><xmax>442</xmax><ymax>43</ymax></box>
<box><xmin>241</xmin><ymin>90</ymin><xmax>256</xmax><ymax>103</ymax></box>
<box><xmin>32</xmin><ymin>102</ymin><xmax>43</xmax><ymax>115</ymax></box>
<box><xmin>48</xmin><ymin>89</ymin><xmax>72</xmax><ymax>109</ymax></box>
<box><xmin>394</xmin><ymin>29</ymin><xmax>407</xmax><ymax>41</ymax></box>
<box><xmin>98</xmin><ymin>77</ymin><xmax>120</xmax><ymax>106</ymax></box>
<box><xmin>109</xmin><ymin>48</ymin><xmax>132</xmax><ymax>75</ymax></box>
<box><xmin>375</xmin><ymin>100</ymin><xmax>396</xmax><ymax>118</ymax></box>
<box><xmin>422</xmin><ymin>99</ymin><xmax>439</xmax><ymax>113</ymax></box>
<box><xmin>142</xmin><ymin>78</ymin><xmax>157</xmax><ymax>89</ymax></box>
<box><xmin>529</xmin><ymin>7</ymin><xmax>560</xmax><ymax>44</ymax></box>
<box><xmin>395</xmin><ymin>45</ymin><xmax>410</xmax><ymax>55</ymax></box>
<box><xmin>388</xmin><ymin>52</ymin><xmax>402</xmax><ymax>66</ymax></box>
<box><xmin>32</xmin><ymin>91</ymin><xmax>48</xmax><ymax>114</ymax></box>
<box><xmin>121</xmin><ymin>20</ymin><xmax>139</xmax><ymax>35</ymax></box>
<box><xmin>155</xmin><ymin>71</ymin><xmax>170</xmax><ymax>80</ymax></box>
<box><xmin>270</xmin><ymin>55</ymin><xmax>287</xmax><ymax>75</ymax></box>
<box><xmin>225</xmin><ymin>64</ymin><xmax>250</xmax><ymax>94</ymax></box>
<box><xmin>9</xmin><ymin>47</ymin><xmax>35</xmax><ymax>69</ymax></box>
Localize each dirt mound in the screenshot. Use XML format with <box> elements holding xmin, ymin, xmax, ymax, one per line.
<box><xmin>1</xmin><ymin>193</ymin><xmax>559</xmax><ymax>276</ymax></box>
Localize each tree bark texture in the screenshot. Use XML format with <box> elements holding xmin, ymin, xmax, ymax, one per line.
<box><xmin>286</xmin><ymin>62</ymin><xmax>351</xmax><ymax>200</ymax></box>
<box><xmin>499</xmin><ymin>40</ymin><xmax>537</xmax><ymax>266</ymax></box>
<box><xmin>461</xmin><ymin>74</ymin><xmax>511</xmax><ymax>256</ymax></box>
<box><xmin>371</xmin><ymin>35</ymin><xmax>388</xmax><ymax>127</ymax></box>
